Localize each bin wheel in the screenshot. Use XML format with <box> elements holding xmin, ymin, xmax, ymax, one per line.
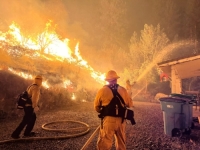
<box><xmin>191</xmin><ymin>122</ymin><xmax>195</xmax><ymax>129</ymax></box>
<box><xmin>172</xmin><ymin>128</ymin><xmax>182</xmax><ymax>137</ymax></box>
<box><xmin>184</xmin><ymin>128</ymin><xmax>191</xmax><ymax>135</ymax></box>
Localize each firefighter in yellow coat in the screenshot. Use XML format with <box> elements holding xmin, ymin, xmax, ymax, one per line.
<box><xmin>11</xmin><ymin>75</ymin><xmax>43</xmax><ymax>138</ymax></box>
<box><xmin>94</xmin><ymin>70</ymin><xmax>133</xmax><ymax>150</ymax></box>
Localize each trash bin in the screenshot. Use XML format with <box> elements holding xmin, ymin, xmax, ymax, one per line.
<box><xmin>169</xmin><ymin>93</ymin><xmax>195</xmax><ymax>128</ymax></box>
<box><xmin>159</xmin><ymin>97</ymin><xmax>192</xmax><ymax>137</ymax></box>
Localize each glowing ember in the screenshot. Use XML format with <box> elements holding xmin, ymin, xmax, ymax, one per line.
<box><xmin>63</xmin><ymin>79</ymin><xmax>72</xmax><ymax>88</ymax></box>
<box><xmin>82</xmin><ymin>99</ymin><xmax>86</xmax><ymax>102</ymax></box>
<box><xmin>71</xmin><ymin>93</ymin><xmax>76</xmax><ymax>100</ymax></box>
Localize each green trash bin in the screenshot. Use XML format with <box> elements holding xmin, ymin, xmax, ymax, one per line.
<box><xmin>159</xmin><ymin>97</ymin><xmax>191</xmax><ymax>137</ymax></box>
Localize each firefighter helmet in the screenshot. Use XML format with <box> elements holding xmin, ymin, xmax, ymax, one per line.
<box><xmin>35</xmin><ymin>75</ymin><xmax>43</xmax><ymax>80</ymax></box>
<box><xmin>105</xmin><ymin>70</ymin><xmax>120</xmax><ymax>81</ymax></box>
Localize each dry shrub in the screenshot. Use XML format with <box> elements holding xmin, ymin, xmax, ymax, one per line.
<box><xmin>0</xmin><ymin>70</ymin><xmax>73</xmax><ymax>117</ymax></box>
<box><xmin>0</xmin><ymin>70</ymin><xmax>32</xmax><ymax>116</ymax></box>
<box><xmin>0</xmin><ymin>70</ymin><xmax>97</xmax><ymax>118</ymax></box>
<box><xmin>39</xmin><ymin>87</ymin><xmax>72</xmax><ymax>110</ymax></box>
<box><xmin>39</xmin><ymin>87</ymin><xmax>96</xmax><ymax>111</ymax></box>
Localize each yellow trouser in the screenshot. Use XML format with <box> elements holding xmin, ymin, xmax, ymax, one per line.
<box><xmin>97</xmin><ymin>116</ymin><xmax>126</xmax><ymax>150</ymax></box>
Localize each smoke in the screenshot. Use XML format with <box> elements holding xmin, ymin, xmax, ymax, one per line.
<box><xmin>0</xmin><ymin>0</ymin><xmax>69</xmax><ymax>34</ymax></box>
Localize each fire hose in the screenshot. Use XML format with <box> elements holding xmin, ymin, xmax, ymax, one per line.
<box><xmin>80</xmin><ymin>125</ymin><xmax>100</xmax><ymax>150</ymax></box>
<box><xmin>0</xmin><ymin>120</ymin><xmax>97</xmax><ymax>145</ymax></box>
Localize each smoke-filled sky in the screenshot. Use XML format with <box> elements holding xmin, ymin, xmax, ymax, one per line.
<box><xmin>0</xmin><ymin>0</ymin><xmax>69</xmax><ymax>35</ymax></box>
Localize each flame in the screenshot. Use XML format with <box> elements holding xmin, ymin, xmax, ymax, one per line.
<box><xmin>8</xmin><ymin>22</ymin><xmax>39</xmax><ymax>49</ymax></box>
<box><xmin>74</xmin><ymin>43</ymin><xmax>88</xmax><ymax>67</ymax></box>
<box><xmin>9</xmin><ymin>23</ymin><xmax>22</xmax><ymax>43</ymax></box>
<box><xmin>7</xmin><ymin>67</ymin><xmax>50</xmax><ymax>88</ymax></box>
<box><xmin>42</xmin><ymin>81</ymin><xmax>50</xmax><ymax>89</ymax></box>
<box><xmin>0</xmin><ymin>22</ymin><xmax>105</xmax><ymax>84</ymax></box>
<box><xmin>7</xmin><ymin>67</ymin><xmax>78</xmax><ymax>90</ymax></box>
<box><xmin>8</xmin><ymin>67</ymin><xmax>33</xmax><ymax>79</ymax></box>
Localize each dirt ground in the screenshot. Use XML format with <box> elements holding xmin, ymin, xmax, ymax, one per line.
<box><xmin>0</xmin><ymin>101</ymin><xmax>200</xmax><ymax>150</ymax></box>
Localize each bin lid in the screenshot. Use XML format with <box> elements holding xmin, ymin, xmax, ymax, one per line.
<box><xmin>169</xmin><ymin>93</ymin><xmax>193</xmax><ymax>100</ymax></box>
<box><xmin>159</xmin><ymin>97</ymin><xmax>186</xmax><ymax>103</ymax></box>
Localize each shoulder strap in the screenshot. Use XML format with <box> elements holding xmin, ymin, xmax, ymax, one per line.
<box><xmin>26</xmin><ymin>84</ymin><xmax>37</xmax><ymax>98</ymax></box>
<box><xmin>26</xmin><ymin>83</ymin><xmax>37</xmax><ymax>91</ymax></box>
<box><xmin>107</xmin><ymin>84</ymin><xmax>126</xmax><ymax>106</ymax></box>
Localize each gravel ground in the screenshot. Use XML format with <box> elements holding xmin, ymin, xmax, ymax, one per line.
<box><xmin>0</xmin><ymin>101</ymin><xmax>200</xmax><ymax>150</ymax></box>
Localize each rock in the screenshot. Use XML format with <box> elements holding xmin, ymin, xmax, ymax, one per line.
<box><xmin>154</xmin><ymin>93</ymin><xmax>168</xmax><ymax>102</ymax></box>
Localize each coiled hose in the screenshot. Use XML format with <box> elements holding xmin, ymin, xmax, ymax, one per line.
<box><xmin>0</xmin><ymin>120</ymin><xmax>90</xmax><ymax>144</ymax></box>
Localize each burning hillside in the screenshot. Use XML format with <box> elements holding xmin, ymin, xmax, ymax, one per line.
<box><xmin>0</xmin><ymin>22</ymin><xmax>105</xmax><ymax>92</ymax></box>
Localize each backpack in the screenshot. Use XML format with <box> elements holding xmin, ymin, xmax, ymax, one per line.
<box><xmin>98</xmin><ymin>84</ymin><xmax>136</xmax><ymax>125</ymax></box>
<box><xmin>16</xmin><ymin>84</ymin><xmax>36</xmax><ymax>109</ymax></box>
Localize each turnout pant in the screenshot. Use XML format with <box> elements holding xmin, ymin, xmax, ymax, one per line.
<box><xmin>97</xmin><ymin>116</ymin><xmax>126</xmax><ymax>150</ymax></box>
<box><xmin>12</xmin><ymin>106</ymin><xmax>36</xmax><ymax>136</ymax></box>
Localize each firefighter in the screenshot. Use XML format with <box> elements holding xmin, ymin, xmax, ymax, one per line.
<box><xmin>94</xmin><ymin>70</ymin><xmax>133</xmax><ymax>150</ymax></box>
<box><xmin>126</xmin><ymin>79</ymin><xmax>136</xmax><ymax>101</ymax></box>
<box><xmin>11</xmin><ymin>75</ymin><xmax>43</xmax><ymax>139</ymax></box>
